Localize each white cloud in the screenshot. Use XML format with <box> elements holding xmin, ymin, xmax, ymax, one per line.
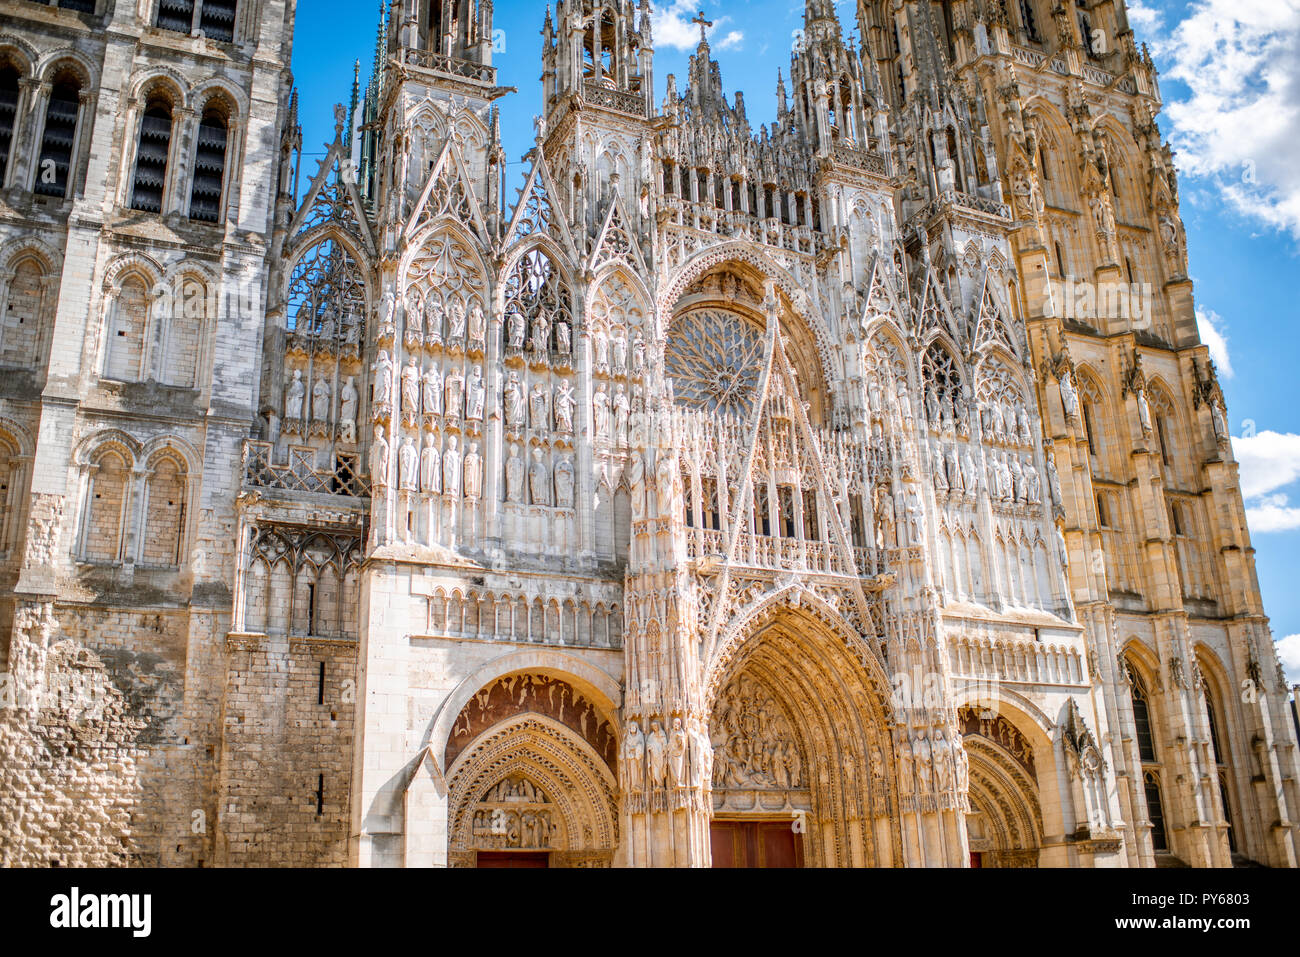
<box><xmin>1145</xmin><ymin>0</ymin><xmax>1300</xmax><ymax>240</ymax></box>
<box><xmin>1232</xmin><ymin>430</ymin><xmax>1300</xmax><ymax>499</ymax></box>
<box><xmin>1275</xmin><ymin>634</ymin><xmax>1300</xmax><ymax>686</ymax></box>
<box><xmin>1126</xmin><ymin>0</ymin><xmax>1165</xmax><ymax>33</ymax></box>
<box><xmin>716</xmin><ymin>30</ymin><xmax>744</xmax><ymax>51</ymax></box>
<box><xmin>1246</xmin><ymin>493</ymin><xmax>1300</xmax><ymax>533</ymax></box>
<box><xmin>1196</xmin><ymin>307</ymin><xmax>1233</xmax><ymax>378</ymax></box>
<box><xmin>652</xmin><ymin>1</ymin><xmax>742</xmax><ymax>53</ymax></box>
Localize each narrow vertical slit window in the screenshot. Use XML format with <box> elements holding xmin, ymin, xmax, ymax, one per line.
<box><xmin>317</xmin><ymin>661</ymin><xmax>326</xmax><ymax>705</ymax></box>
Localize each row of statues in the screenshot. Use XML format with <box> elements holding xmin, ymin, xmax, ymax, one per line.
<box><xmin>284</xmin><ymin>369</ymin><xmax>361</xmax><ymax>443</ymax></box>
<box><xmin>505</xmin><ymin>444</ymin><xmax>577</xmax><ymax>509</ymax></box>
<box><xmin>387</xmin><ymin>289</ymin><xmax>487</xmax><ymax>351</ymax></box>
<box><xmin>369</xmin><ymin>427</ymin><xmax>485</xmax><ymax>499</ymax></box>
<box><xmin>504</xmin><ymin>372</ymin><xmax>577</xmax><ymax>434</ymax></box>
<box><xmin>931</xmin><ymin>442</ymin><xmax>1043</xmax><ymax>505</ymax></box>
<box><xmin>895</xmin><ymin>726</ymin><xmax>969</xmax><ymax>798</ymax></box>
<box><xmin>621</xmin><ymin>716</ymin><xmax>713</xmax><ymax>795</ymax></box>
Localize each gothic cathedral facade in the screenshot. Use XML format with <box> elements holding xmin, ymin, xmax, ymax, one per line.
<box><xmin>0</xmin><ymin>0</ymin><xmax>1296</xmax><ymax>868</ymax></box>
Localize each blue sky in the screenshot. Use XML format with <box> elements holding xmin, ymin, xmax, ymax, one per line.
<box><xmin>291</xmin><ymin>0</ymin><xmax>1300</xmax><ymax>679</ymax></box>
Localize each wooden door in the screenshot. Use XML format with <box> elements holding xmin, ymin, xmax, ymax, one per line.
<box><xmin>710</xmin><ymin>820</ymin><xmax>804</xmax><ymax>868</ymax></box>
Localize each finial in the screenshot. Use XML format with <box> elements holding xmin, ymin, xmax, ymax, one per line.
<box><xmin>690</xmin><ymin>9</ymin><xmax>713</xmax><ymax>45</ymax></box>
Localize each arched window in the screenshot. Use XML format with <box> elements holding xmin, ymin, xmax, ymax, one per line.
<box><xmin>1054</xmin><ymin>240</ymin><xmax>1067</xmax><ymax>277</ymax></box>
<box><xmin>105</xmin><ymin>275</ymin><xmax>151</xmax><ymax>382</ymax></box>
<box><xmin>35</xmin><ymin>73</ymin><xmax>82</xmax><ymax>198</ymax></box>
<box><xmin>160</xmin><ymin>277</ymin><xmax>206</xmax><ymax>387</ymax></box>
<box><xmin>189</xmin><ymin>105</ymin><xmax>229</xmax><ymax>223</ymax></box>
<box><xmin>1205</xmin><ymin>692</ymin><xmax>1237</xmax><ymax>852</ymax></box>
<box><xmin>0</xmin><ymin>64</ymin><xmax>19</xmax><ymax>187</ymax></box>
<box><xmin>83</xmin><ymin>449</ymin><xmax>129</xmax><ymax>563</ymax></box>
<box><xmin>1143</xmin><ymin>770</ymin><xmax>1167</xmax><ymax>851</ymax></box>
<box><xmin>0</xmin><ymin>258</ymin><xmax>48</xmax><ymax>369</ymax></box>
<box><xmin>1128</xmin><ymin>665</ymin><xmax>1157</xmax><ymax>763</ymax></box>
<box><xmin>0</xmin><ymin>434</ymin><xmax>19</xmax><ymax>556</ymax></box>
<box><xmin>141</xmin><ymin>455</ymin><xmax>186</xmax><ymax>566</ymax></box>
<box><xmin>130</xmin><ymin>98</ymin><xmax>173</xmax><ymax>213</ymax></box>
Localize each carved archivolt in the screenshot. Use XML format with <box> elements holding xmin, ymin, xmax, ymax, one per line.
<box><xmin>445</xmin><ymin>672</ymin><xmax>617</xmax><ymax>771</ymax></box>
<box><xmin>705</xmin><ymin>600</ymin><xmax>899</xmax><ymax>866</ymax></box>
<box><xmin>447</xmin><ymin>715</ymin><xmax>618</xmax><ymax>866</ymax></box>
<box><xmin>964</xmin><ymin>737</ymin><xmax>1043</xmax><ymax>866</ymax></box>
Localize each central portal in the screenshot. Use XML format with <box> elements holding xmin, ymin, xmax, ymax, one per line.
<box><xmin>710</xmin><ymin>820</ymin><xmax>804</xmax><ymax>868</ymax></box>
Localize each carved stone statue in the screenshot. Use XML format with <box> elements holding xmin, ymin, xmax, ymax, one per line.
<box><xmin>445</xmin><ymin>365</ymin><xmax>465</xmax><ymax>419</ymax></box>
<box><xmin>646</xmin><ymin>720</ymin><xmax>668</xmax><ymax>786</ymax></box>
<box><xmin>632</xmin><ymin>334</ymin><xmax>645</xmax><ymax>376</ymax></box>
<box><xmin>612</xmin><ymin>333</ymin><xmax>627</xmax><ymax>376</ymax></box>
<box><xmin>286</xmin><ymin>369</ymin><xmax>305</xmax><ymax>420</ymax></box>
<box><xmin>399</xmin><ymin>435</ymin><xmax>418</xmax><ymax>490</ymax></box>
<box><xmin>339</xmin><ymin>377</ymin><xmax>359</xmax><ymax>442</ymax></box>
<box><xmin>507</xmin><ymin>308</ymin><xmax>526</xmax><ymax>352</ymax></box>
<box><xmin>443</xmin><ymin>436</ymin><xmax>462</xmax><ymax>497</ymax></box>
<box><xmin>372</xmin><ymin>351</ymin><xmax>394</xmax><ymax>408</ymax></box>
<box><xmin>555</xmin><ymin>317</ymin><xmax>571</xmax><ymax>356</ymax></box>
<box><xmin>504</xmin><ymin>372</ymin><xmax>525</xmax><ymax>431</ymax></box>
<box><xmin>505</xmin><ymin>444</ymin><xmax>525</xmax><ymax>503</ymax></box>
<box><xmin>312</xmin><ymin>376</ymin><xmax>331</xmax><ymax>421</ymax></box>
<box><xmin>1046</xmin><ymin>450</ymin><xmax>1064</xmax><ymax>509</ymax></box>
<box><xmin>425</xmin><ymin>297</ymin><xmax>444</xmax><ymax>342</ymax></box>
<box><xmin>622</xmin><ymin>721</ymin><xmax>645</xmax><ymax>792</ymax></box>
<box><xmin>1059</xmin><ymin>368</ymin><xmax>1079</xmax><ymax>419</ymax></box>
<box><xmin>421</xmin><ymin>433</ymin><xmax>441</xmax><ymax>494</ymax></box>
<box><xmin>593</xmin><ymin>328</ymin><xmax>610</xmax><ymax>372</ymax></box>
<box><xmin>468</xmin><ymin>300</ymin><xmax>486</xmax><ymax>349</ymax></box>
<box><xmin>1135</xmin><ymin>387</ymin><xmax>1152</xmax><ymax>434</ymax></box>
<box><xmin>402</xmin><ymin>358</ymin><xmax>420</xmax><ymax>413</ymax></box>
<box><xmin>614</xmin><ymin>386</ymin><xmax>630</xmax><ymax>447</ymax></box>
<box><xmin>593</xmin><ymin>386</ymin><xmax>611</xmax><ymax>441</ymax></box>
<box><xmin>555</xmin><ymin>456</ymin><xmax>575</xmax><ymax>508</ymax></box>
<box><xmin>369</xmin><ymin>426</ymin><xmax>390</xmax><ymax>488</ymax></box>
<box><xmin>531</xmin><ymin>310</ymin><xmax>550</xmax><ymax>355</ymax></box>
<box><xmin>529</xmin><ymin>383</ymin><xmax>550</xmax><ymax>432</ymax></box>
<box><xmin>422</xmin><ymin>364</ymin><xmax>443</xmax><ymax>416</ymax></box>
<box><xmin>464</xmin><ymin>441</ymin><xmax>483</xmax><ymax>499</ymax></box>
<box><xmin>529</xmin><ymin>447</ymin><xmax>551</xmax><ymax>506</ymax></box>
<box><xmin>466</xmin><ymin>365</ymin><xmax>485</xmax><ymax>421</ymax></box>
<box><xmin>668</xmin><ymin>717</ymin><xmax>688</xmax><ymax>787</ymax></box>
<box><xmin>629</xmin><ymin>452</ymin><xmax>647</xmax><ymax>520</ymax></box>
<box><xmin>381</xmin><ymin>288</ymin><xmax>396</xmax><ymax>330</ymax></box>
<box><xmin>655</xmin><ymin>449</ymin><xmax>679</xmax><ymax>518</ymax></box>
<box><xmin>554</xmin><ymin>380</ymin><xmax>576</xmax><ymax>434</ymax></box>
<box><xmin>447</xmin><ymin>298</ymin><xmax>466</xmax><ymax>342</ymax></box>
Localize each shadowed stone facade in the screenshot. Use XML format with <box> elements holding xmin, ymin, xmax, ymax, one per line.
<box><xmin>0</xmin><ymin>0</ymin><xmax>1296</xmax><ymax>868</ymax></box>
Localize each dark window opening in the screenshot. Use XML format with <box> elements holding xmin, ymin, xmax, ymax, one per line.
<box><xmin>155</xmin><ymin>0</ymin><xmax>195</xmax><ymax>33</ymax></box>
<box><xmin>189</xmin><ymin>108</ymin><xmax>228</xmax><ymax>223</ymax></box>
<box><xmin>199</xmin><ymin>0</ymin><xmax>237</xmax><ymax>43</ymax></box>
<box><xmin>35</xmin><ymin>77</ymin><xmax>81</xmax><ymax>198</ymax></box>
<box><xmin>0</xmin><ymin>66</ymin><xmax>18</xmax><ymax>186</ymax></box>
<box><xmin>1131</xmin><ymin>671</ymin><xmax>1157</xmax><ymax>763</ymax></box>
<box><xmin>1144</xmin><ymin>772</ymin><xmax>1167</xmax><ymax>851</ymax></box>
<box><xmin>130</xmin><ymin>102</ymin><xmax>173</xmax><ymax>213</ymax></box>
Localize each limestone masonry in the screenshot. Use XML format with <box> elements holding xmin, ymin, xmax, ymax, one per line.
<box><xmin>0</xmin><ymin>0</ymin><xmax>1296</xmax><ymax>868</ymax></box>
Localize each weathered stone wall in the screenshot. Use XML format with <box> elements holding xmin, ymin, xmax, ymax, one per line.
<box><xmin>217</xmin><ymin>634</ymin><xmax>357</xmax><ymax>866</ymax></box>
